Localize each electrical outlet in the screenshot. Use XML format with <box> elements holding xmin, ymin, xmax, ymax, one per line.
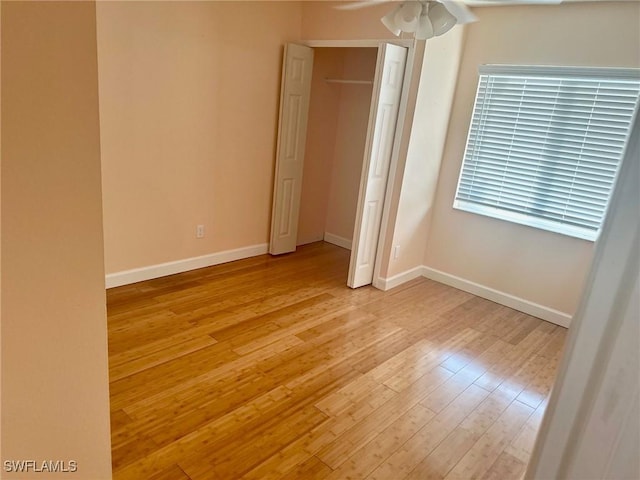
<box><xmin>196</xmin><ymin>225</ymin><xmax>205</xmax><ymax>239</ymax></box>
<box><xmin>394</xmin><ymin>245</ymin><xmax>400</xmax><ymax>259</ymax></box>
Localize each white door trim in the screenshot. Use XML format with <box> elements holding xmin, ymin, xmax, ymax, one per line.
<box><xmin>302</xmin><ymin>39</ymin><xmax>414</xmax><ymax>49</ymax></box>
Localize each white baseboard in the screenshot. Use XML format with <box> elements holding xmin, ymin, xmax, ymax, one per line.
<box><xmin>105</xmin><ymin>243</ymin><xmax>269</xmax><ymax>288</ymax></box>
<box><xmin>324</xmin><ymin>232</ymin><xmax>352</xmax><ymax>250</ymax></box>
<box><xmin>421</xmin><ymin>266</ymin><xmax>571</xmax><ymax>328</ymax></box>
<box><xmin>374</xmin><ymin>264</ymin><xmax>571</xmax><ymax>327</ymax></box>
<box><xmin>374</xmin><ymin>266</ymin><xmax>425</xmax><ymax>291</ymax></box>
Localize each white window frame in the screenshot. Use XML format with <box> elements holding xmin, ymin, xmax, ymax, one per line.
<box><xmin>454</xmin><ymin>65</ymin><xmax>640</xmax><ymax>242</ymax></box>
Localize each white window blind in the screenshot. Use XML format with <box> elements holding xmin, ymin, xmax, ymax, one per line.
<box><xmin>454</xmin><ymin>65</ymin><xmax>640</xmax><ymax>241</ymax></box>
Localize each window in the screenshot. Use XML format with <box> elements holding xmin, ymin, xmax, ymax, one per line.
<box><xmin>454</xmin><ymin>65</ymin><xmax>640</xmax><ymax>241</ymax></box>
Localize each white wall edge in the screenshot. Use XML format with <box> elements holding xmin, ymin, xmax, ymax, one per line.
<box><xmin>422</xmin><ymin>266</ymin><xmax>572</xmax><ymax>328</ymax></box>
<box><xmin>373</xmin><ymin>265</ymin><xmax>425</xmax><ymax>291</ymax></box>
<box><xmin>105</xmin><ymin>243</ymin><xmax>269</xmax><ymax>289</ymax></box>
<box><xmin>324</xmin><ymin>232</ymin><xmax>353</xmax><ymax>251</ymax></box>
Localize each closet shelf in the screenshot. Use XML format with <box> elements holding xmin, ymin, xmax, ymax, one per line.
<box><xmin>324</xmin><ymin>78</ymin><xmax>373</xmax><ymax>85</ymax></box>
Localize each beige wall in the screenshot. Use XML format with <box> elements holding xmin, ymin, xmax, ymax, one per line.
<box><xmin>301</xmin><ymin>1</ymin><xmax>399</xmax><ymax>41</ymax></box>
<box><xmin>385</xmin><ymin>27</ymin><xmax>465</xmax><ymax>278</ymax></box>
<box><xmin>423</xmin><ymin>2</ymin><xmax>640</xmax><ymax>315</ymax></box>
<box><xmin>97</xmin><ymin>1</ymin><xmax>302</xmax><ymax>273</ymax></box>
<box><xmin>0</xmin><ymin>0</ymin><xmax>3</xmax><ymax>462</ymax></box>
<box><xmin>1</xmin><ymin>2</ymin><xmax>112</xmax><ymax>478</ymax></box>
<box><xmin>98</xmin><ymin>1</ymin><xmax>414</xmax><ymax>275</ymax></box>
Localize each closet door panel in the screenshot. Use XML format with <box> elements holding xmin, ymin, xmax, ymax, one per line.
<box><xmin>348</xmin><ymin>43</ymin><xmax>408</xmax><ymax>288</ymax></box>
<box><xmin>269</xmin><ymin>44</ymin><xmax>314</xmax><ymax>255</ymax></box>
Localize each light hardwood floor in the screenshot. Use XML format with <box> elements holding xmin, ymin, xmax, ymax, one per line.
<box><xmin>107</xmin><ymin>242</ymin><xmax>567</xmax><ymax>480</ymax></box>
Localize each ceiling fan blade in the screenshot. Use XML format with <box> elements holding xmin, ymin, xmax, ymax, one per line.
<box><xmin>334</xmin><ymin>0</ymin><xmax>390</xmax><ymax>11</ymax></box>
<box><xmin>438</xmin><ymin>0</ymin><xmax>478</xmax><ymax>24</ymax></box>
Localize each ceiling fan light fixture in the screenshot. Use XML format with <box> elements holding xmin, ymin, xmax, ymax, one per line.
<box><xmin>415</xmin><ymin>11</ymin><xmax>435</xmax><ymax>40</ymax></box>
<box><xmin>381</xmin><ymin>5</ymin><xmax>403</xmax><ymax>36</ymax></box>
<box><xmin>429</xmin><ymin>2</ymin><xmax>457</xmax><ymax>36</ymax></box>
<box><xmin>393</xmin><ymin>2</ymin><xmax>423</xmax><ymax>33</ymax></box>
<box><xmin>380</xmin><ymin>0</ymin><xmax>473</xmax><ymax>39</ymax></box>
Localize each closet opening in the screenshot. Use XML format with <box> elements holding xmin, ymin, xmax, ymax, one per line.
<box><xmin>297</xmin><ymin>47</ymin><xmax>377</xmax><ymax>254</ymax></box>
<box><xmin>270</xmin><ymin>42</ymin><xmax>412</xmax><ymax>288</ymax></box>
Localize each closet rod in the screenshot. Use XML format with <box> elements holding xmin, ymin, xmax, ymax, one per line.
<box><xmin>324</xmin><ymin>78</ymin><xmax>373</xmax><ymax>85</ymax></box>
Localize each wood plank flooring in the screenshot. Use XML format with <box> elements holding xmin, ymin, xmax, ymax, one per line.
<box><xmin>107</xmin><ymin>242</ymin><xmax>567</xmax><ymax>480</ymax></box>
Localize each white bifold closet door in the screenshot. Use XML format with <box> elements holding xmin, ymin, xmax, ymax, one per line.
<box><xmin>348</xmin><ymin>44</ymin><xmax>408</xmax><ymax>288</ymax></box>
<box><xmin>269</xmin><ymin>44</ymin><xmax>314</xmax><ymax>255</ymax></box>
